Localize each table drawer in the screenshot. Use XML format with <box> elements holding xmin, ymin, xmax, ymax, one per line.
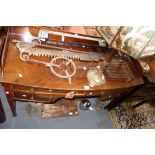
<box><xmin>34</xmin><ymin>92</ymin><xmax>51</xmax><ymax>101</ymax></box>
<box><xmin>14</xmin><ymin>91</ymin><xmax>33</xmax><ymax>100</ymax></box>
<box><xmin>13</xmin><ymin>84</ymin><xmax>32</xmax><ymax>91</ymax></box>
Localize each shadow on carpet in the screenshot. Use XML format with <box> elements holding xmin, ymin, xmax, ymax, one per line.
<box><xmin>109</xmin><ymin>99</ymin><xmax>155</xmax><ymax>129</ymax></box>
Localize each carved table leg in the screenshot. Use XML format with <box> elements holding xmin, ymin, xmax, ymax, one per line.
<box><xmin>7</xmin><ymin>99</ymin><xmax>17</xmax><ymax>117</ymax></box>
<box><xmin>0</xmin><ymin>99</ymin><xmax>6</xmax><ymax>123</ymax></box>
<box><xmin>3</xmin><ymin>84</ymin><xmax>17</xmax><ymax>117</ymax></box>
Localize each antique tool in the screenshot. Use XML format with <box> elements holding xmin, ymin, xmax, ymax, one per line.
<box><xmin>16</xmin><ymin>41</ymin><xmax>133</xmax><ymax>83</ymax></box>
<box><xmin>16</xmin><ymin>41</ymin><xmax>107</xmax><ymax>62</ymax></box>
<box><xmin>11</xmin><ymin>27</ymin><xmax>107</xmax><ymax>47</ymax></box>
<box><xmin>12</xmin><ymin>33</ymin><xmax>108</xmax><ymax>51</ymax></box>
<box><xmin>38</xmin><ymin>29</ymin><xmax>106</xmax><ymax>47</ymax></box>
<box><xmin>16</xmin><ymin>41</ymin><xmax>109</xmax><ymax>85</ymax></box>
<box><xmin>16</xmin><ymin>43</ymin><xmax>77</xmax><ymax>84</ymax></box>
<box><xmin>16</xmin><ymin>41</ymin><xmax>107</xmax><ymax>84</ymax></box>
<box><xmin>44</xmin><ymin>39</ymin><xmax>109</xmax><ymax>51</ymax></box>
<box><xmin>24</xmin><ymin>56</ymin><xmax>76</xmax><ymax>84</ymax></box>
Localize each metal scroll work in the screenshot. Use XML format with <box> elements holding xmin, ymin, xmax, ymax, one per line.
<box><xmin>16</xmin><ymin>42</ymin><xmax>106</xmax><ymax>84</ymax></box>
<box><xmin>16</xmin><ymin>42</ymin><xmax>106</xmax><ymax>62</ymax></box>
<box><xmin>17</xmin><ymin>42</ymin><xmax>78</xmax><ymax>84</ymax></box>
<box><xmin>16</xmin><ymin>41</ymin><xmax>134</xmax><ymax>84</ymax></box>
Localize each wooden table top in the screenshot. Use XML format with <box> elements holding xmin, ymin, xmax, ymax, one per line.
<box><xmin>0</xmin><ymin>41</ymin><xmax>144</xmax><ymax>91</ymax></box>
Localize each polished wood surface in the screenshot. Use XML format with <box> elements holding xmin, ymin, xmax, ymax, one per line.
<box><xmin>10</xmin><ymin>26</ymin><xmax>102</xmax><ymax>47</ymax></box>
<box><xmin>1</xmin><ymin>41</ymin><xmax>143</xmax><ymax>90</ymax></box>
<box><xmin>0</xmin><ymin>26</ymin><xmax>144</xmax><ymax>116</ymax></box>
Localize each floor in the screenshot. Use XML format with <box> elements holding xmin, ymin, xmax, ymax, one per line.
<box><xmin>0</xmin><ymin>85</ymin><xmax>113</xmax><ymax>129</ymax></box>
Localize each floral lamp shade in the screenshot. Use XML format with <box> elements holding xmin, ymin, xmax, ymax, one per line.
<box><xmin>97</xmin><ymin>26</ymin><xmax>155</xmax><ymax>59</ymax></box>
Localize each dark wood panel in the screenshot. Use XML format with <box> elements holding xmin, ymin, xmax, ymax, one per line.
<box><xmin>34</xmin><ymin>92</ymin><xmax>51</xmax><ymax>102</ymax></box>
<box><xmin>41</xmin><ymin>99</ymin><xmax>79</xmax><ymax>118</ymax></box>
<box><xmin>14</xmin><ymin>91</ymin><xmax>32</xmax><ymax>100</ymax></box>
<box><xmin>13</xmin><ymin>84</ymin><xmax>32</xmax><ymax>91</ymax></box>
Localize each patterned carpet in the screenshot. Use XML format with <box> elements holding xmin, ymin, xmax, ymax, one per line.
<box><xmin>109</xmin><ymin>99</ymin><xmax>155</xmax><ymax>129</ymax></box>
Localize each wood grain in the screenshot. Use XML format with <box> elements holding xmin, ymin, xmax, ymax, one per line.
<box><xmin>0</xmin><ymin>26</ymin><xmax>144</xmax><ymax>116</ymax></box>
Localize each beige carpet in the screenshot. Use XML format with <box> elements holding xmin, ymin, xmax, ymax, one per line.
<box><xmin>109</xmin><ymin>99</ymin><xmax>155</xmax><ymax>129</ymax></box>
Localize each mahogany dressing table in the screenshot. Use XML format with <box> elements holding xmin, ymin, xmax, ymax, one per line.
<box><xmin>0</xmin><ymin>27</ymin><xmax>144</xmax><ymax>116</ymax></box>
